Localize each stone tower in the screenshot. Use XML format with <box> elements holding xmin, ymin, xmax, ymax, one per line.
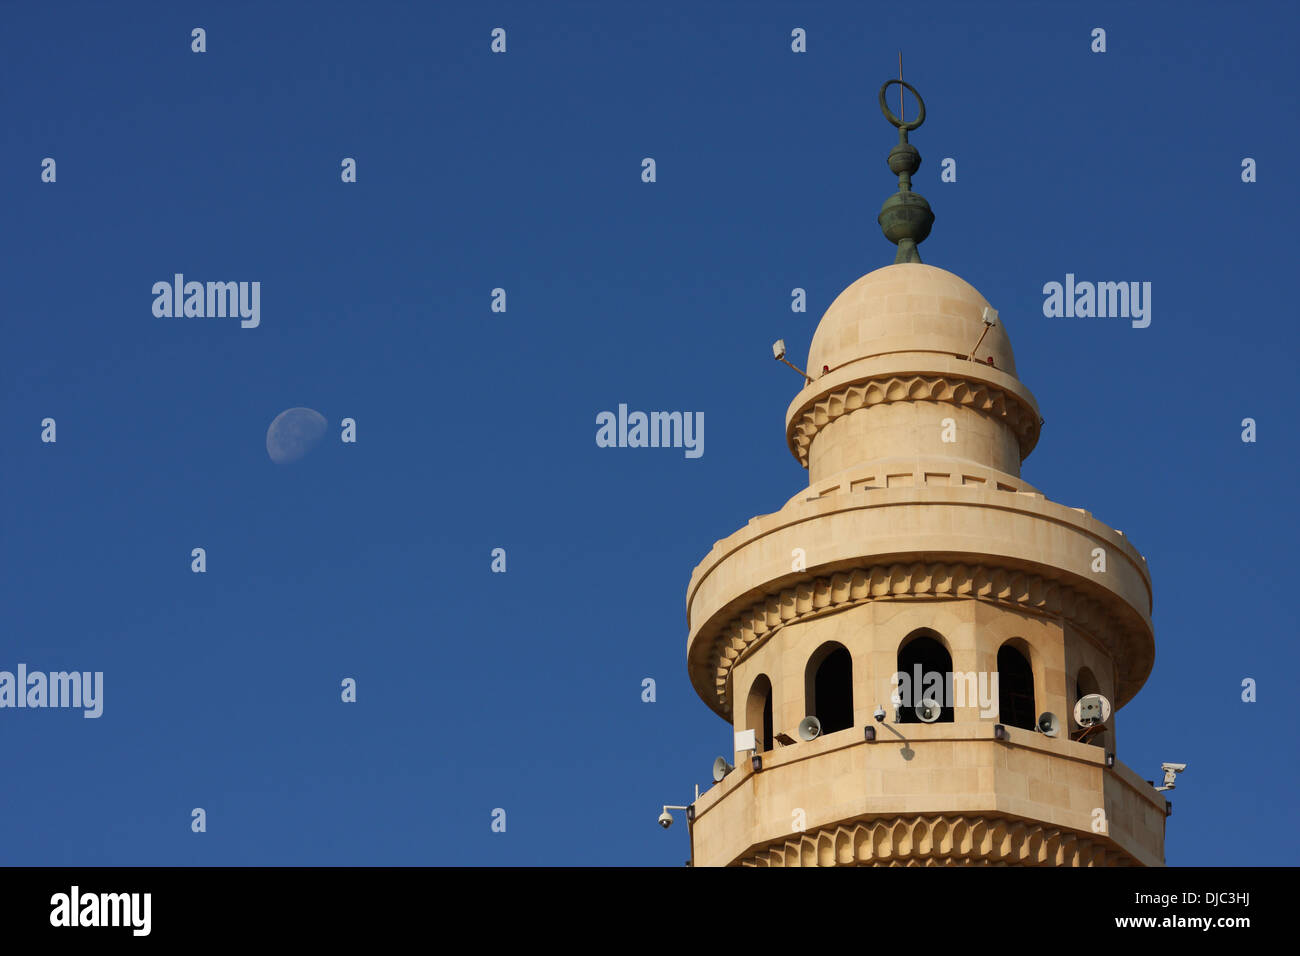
<box><xmin>684</xmin><ymin>81</ymin><xmax>1166</xmax><ymax>867</ymax></box>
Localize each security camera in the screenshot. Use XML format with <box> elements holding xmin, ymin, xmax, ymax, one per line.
<box><xmin>658</xmin><ymin>810</ymin><xmax>674</xmax><ymax>829</ymax></box>
<box><xmin>873</xmin><ymin>705</ymin><xmax>886</xmax><ymax>722</ymax></box>
<box><xmin>1155</xmin><ymin>762</ymin><xmax>1186</xmax><ymax>791</ymax></box>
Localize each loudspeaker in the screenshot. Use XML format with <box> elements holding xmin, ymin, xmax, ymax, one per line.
<box><xmin>916</xmin><ymin>696</ymin><xmax>942</xmax><ymax>723</ymax></box>
<box><xmin>1037</xmin><ymin>712</ymin><xmax>1060</xmax><ymax>737</ymax></box>
<box><xmin>797</xmin><ymin>716</ymin><xmax>822</xmax><ymax>741</ymax></box>
<box><xmin>712</xmin><ymin>757</ymin><xmax>733</xmax><ymax>782</ymax></box>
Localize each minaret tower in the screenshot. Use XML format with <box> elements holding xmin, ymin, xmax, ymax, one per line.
<box><xmin>685</xmin><ymin>80</ymin><xmax>1167</xmax><ymax>866</ymax></box>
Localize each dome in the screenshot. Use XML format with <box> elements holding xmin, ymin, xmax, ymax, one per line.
<box><xmin>807</xmin><ymin>263</ymin><xmax>1018</xmax><ymax>380</ymax></box>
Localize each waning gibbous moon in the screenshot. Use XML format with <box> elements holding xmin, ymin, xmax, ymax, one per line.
<box><xmin>266</xmin><ymin>407</ymin><xmax>328</xmax><ymax>464</ymax></box>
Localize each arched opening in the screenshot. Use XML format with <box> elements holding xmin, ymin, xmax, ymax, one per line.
<box><xmin>997</xmin><ymin>642</ymin><xmax>1036</xmax><ymax>731</ymax></box>
<box><xmin>896</xmin><ymin>631</ymin><xmax>954</xmax><ymax>723</ymax></box>
<box><xmin>1076</xmin><ymin>667</ymin><xmax>1107</xmax><ymax>748</ymax></box>
<box><xmin>745</xmin><ymin>674</ymin><xmax>774</xmax><ymax>753</ymax></box>
<box><xmin>805</xmin><ymin>643</ymin><xmax>853</xmax><ymax>735</ymax></box>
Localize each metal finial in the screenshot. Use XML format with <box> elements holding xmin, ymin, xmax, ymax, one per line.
<box><xmin>876</xmin><ymin>79</ymin><xmax>934</xmax><ymax>264</ymax></box>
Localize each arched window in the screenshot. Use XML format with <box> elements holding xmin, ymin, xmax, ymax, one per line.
<box><xmin>1076</xmin><ymin>667</ymin><xmax>1107</xmax><ymax>748</ymax></box>
<box><xmin>805</xmin><ymin>643</ymin><xmax>853</xmax><ymax>735</ymax></box>
<box><xmin>746</xmin><ymin>674</ymin><xmax>774</xmax><ymax>753</ymax></box>
<box><xmin>997</xmin><ymin>642</ymin><xmax>1036</xmax><ymax>731</ymax></box>
<box><xmin>896</xmin><ymin>631</ymin><xmax>954</xmax><ymax>723</ymax></box>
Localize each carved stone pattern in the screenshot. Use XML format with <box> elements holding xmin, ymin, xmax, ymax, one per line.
<box><xmin>788</xmin><ymin>374</ymin><xmax>1041</xmax><ymax>467</ymax></box>
<box><xmin>736</xmin><ymin>813</ymin><xmax>1138</xmax><ymax>867</ymax></box>
<box><xmin>704</xmin><ymin>562</ymin><xmax>1144</xmax><ymax>715</ymax></box>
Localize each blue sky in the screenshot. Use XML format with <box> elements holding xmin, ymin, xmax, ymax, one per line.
<box><xmin>2</xmin><ymin>0</ymin><xmax>1296</xmax><ymax>866</ymax></box>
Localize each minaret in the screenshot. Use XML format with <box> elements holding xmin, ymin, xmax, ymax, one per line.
<box><xmin>685</xmin><ymin>80</ymin><xmax>1166</xmax><ymax>866</ymax></box>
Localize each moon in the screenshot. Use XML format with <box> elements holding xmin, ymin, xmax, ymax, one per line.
<box><xmin>266</xmin><ymin>407</ymin><xmax>327</xmax><ymax>464</ymax></box>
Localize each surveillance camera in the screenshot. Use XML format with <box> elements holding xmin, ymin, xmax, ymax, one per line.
<box><xmin>772</xmin><ymin>339</ymin><xmax>786</xmax><ymax>361</ymax></box>
<box><xmin>873</xmin><ymin>706</ymin><xmax>886</xmax><ymax>722</ymax></box>
<box><xmin>1156</xmin><ymin>762</ymin><xmax>1185</xmax><ymax>791</ymax></box>
<box><xmin>658</xmin><ymin>810</ymin><xmax>673</xmax><ymax>830</ymax></box>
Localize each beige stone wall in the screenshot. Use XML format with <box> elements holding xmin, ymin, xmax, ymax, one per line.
<box><xmin>782</xmin><ymin>458</ymin><xmax>1044</xmax><ymax>511</ymax></box>
<box><xmin>691</xmin><ymin>724</ymin><xmax>1166</xmax><ymax>867</ymax></box>
<box><xmin>785</xmin><ymin>356</ymin><xmax>1042</xmax><ymax>477</ymax></box>
<box><xmin>1105</xmin><ymin>761</ymin><xmax>1168</xmax><ymax>862</ymax></box>
<box><xmin>808</xmin><ymin>401</ymin><xmax>1024</xmax><ymax>486</ymax></box>
<box><xmin>687</xmin><ymin>487</ymin><xmax>1154</xmax><ymax>718</ymax></box>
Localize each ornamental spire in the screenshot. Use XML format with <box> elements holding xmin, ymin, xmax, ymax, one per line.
<box><xmin>876</xmin><ymin>75</ymin><xmax>935</xmax><ymax>264</ymax></box>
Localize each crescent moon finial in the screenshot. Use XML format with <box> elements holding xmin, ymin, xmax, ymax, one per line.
<box><xmin>879</xmin><ymin>79</ymin><xmax>926</xmax><ymax>132</ymax></box>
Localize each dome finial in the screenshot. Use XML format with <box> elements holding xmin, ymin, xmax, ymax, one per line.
<box><xmin>877</xmin><ymin>77</ymin><xmax>934</xmax><ymax>264</ymax></box>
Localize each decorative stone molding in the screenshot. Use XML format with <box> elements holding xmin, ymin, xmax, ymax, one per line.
<box><xmin>737</xmin><ymin>812</ymin><xmax>1138</xmax><ymax>867</ymax></box>
<box><xmin>787</xmin><ymin>373</ymin><xmax>1041</xmax><ymax>468</ymax></box>
<box><xmin>701</xmin><ymin>562</ymin><xmax>1145</xmax><ymax>715</ymax></box>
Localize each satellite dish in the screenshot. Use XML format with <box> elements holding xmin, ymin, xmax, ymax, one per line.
<box><xmin>916</xmin><ymin>696</ymin><xmax>942</xmax><ymax>723</ymax></box>
<box><xmin>1037</xmin><ymin>712</ymin><xmax>1060</xmax><ymax>737</ymax></box>
<box><xmin>797</xmin><ymin>716</ymin><xmax>822</xmax><ymax>741</ymax></box>
<box><xmin>1073</xmin><ymin>694</ymin><xmax>1112</xmax><ymax>727</ymax></box>
<box><xmin>712</xmin><ymin>757</ymin><xmax>733</xmax><ymax>783</ymax></box>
